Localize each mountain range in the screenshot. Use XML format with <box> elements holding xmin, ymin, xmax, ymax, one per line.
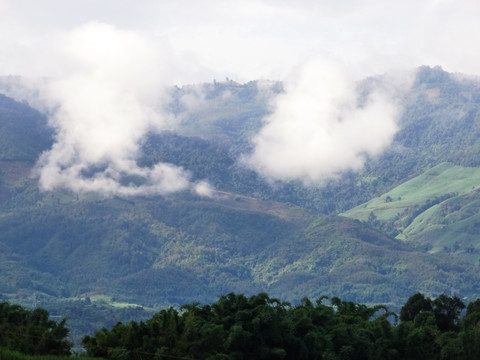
<box><xmin>1</xmin><ymin>66</ymin><xmax>480</xmax><ymax>341</ymax></box>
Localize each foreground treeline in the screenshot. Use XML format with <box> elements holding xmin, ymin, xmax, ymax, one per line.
<box><xmin>2</xmin><ymin>292</ymin><xmax>480</xmax><ymax>359</ymax></box>
<box><xmin>82</xmin><ymin>292</ymin><xmax>480</xmax><ymax>360</ymax></box>
<box><xmin>0</xmin><ymin>347</ymin><xmax>100</xmax><ymax>360</ymax></box>
<box><xmin>0</xmin><ymin>301</ymin><xmax>72</xmax><ymax>356</ymax></box>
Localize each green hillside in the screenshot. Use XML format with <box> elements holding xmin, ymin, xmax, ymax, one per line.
<box><xmin>3</xmin><ymin>186</ymin><xmax>479</xmax><ymax>308</ymax></box>
<box><xmin>3</xmin><ymin>66</ymin><xmax>480</xmax><ymax>344</ymax></box>
<box><xmin>0</xmin><ymin>94</ymin><xmax>52</xmax><ymax>162</ymax></box>
<box><xmin>343</xmin><ymin>163</ymin><xmax>480</xmax><ymax>264</ymax></box>
<box><xmin>172</xmin><ymin>80</ymin><xmax>279</xmax><ymax>153</ymax></box>
<box><xmin>343</xmin><ymin>163</ymin><xmax>480</xmax><ymax>223</ymax></box>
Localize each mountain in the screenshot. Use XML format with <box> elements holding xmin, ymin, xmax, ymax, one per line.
<box><xmin>342</xmin><ymin>67</ymin><xmax>480</xmax><ymax>265</ymax></box>
<box><xmin>2</xmin><ymin>66</ymin><xmax>480</xmax><ymax>341</ymax></box>
<box><xmin>0</xmin><ymin>93</ymin><xmax>53</xmax><ymax>162</ymax></box>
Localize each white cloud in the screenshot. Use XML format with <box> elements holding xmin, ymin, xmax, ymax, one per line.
<box><xmin>34</xmin><ymin>22</ymin><xmax>195</xmax><ymax>195</ymax></box>
<box><xmin>1</xmin><ymin>0</ymin><xmax>480</xmax><ymax>192</ymax></box>
<box><xmin>194</xmin><ymin>180</ymin><xmax>215</xmax><ymax>197</ymax></box>
<box><xmin>245</xmin><ymin>57</ymin><xmax>413</xmax><ymax>183</ymax></box>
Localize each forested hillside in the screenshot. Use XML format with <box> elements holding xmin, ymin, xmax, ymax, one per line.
<box><xmin>1</xmin><ymin>66</ymin><xmax>480</xmax><ymax>343</ymax></box>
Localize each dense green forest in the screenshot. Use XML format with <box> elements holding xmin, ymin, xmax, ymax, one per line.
<box><xmin>0</xmin><ymin>301</ymin><xmax>71</xmax><ymax>356</ymax></box>
<box><xmin>80</xmin><ymin>292</ymin><xmax>480</xmax><ymax>360</ymax></box>
<box><xmin>3</xmin><ymin>292</ymin><xmax>480</xmax><ymax>360</ymax></box>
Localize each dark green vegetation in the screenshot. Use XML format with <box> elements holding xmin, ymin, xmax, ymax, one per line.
<box><xmin>31</xmin><ymin>297</ymin><xmax>153</xmax><ymax>351</ymax></box>
<box><xmin>3</xmin><ymin>293</ymin><xmax>480</xmax><ymax>360</ymax></box>
<box><xmin>0</xmin><ymin>348</ymin><xmax>98</xmax><ymax>360</ymax></box>
<box><xmin>82</xmin><ymin>292</ymin><xmax>480</xmax><ymax>360</ymax></box>
<box><xmin>2</xmin><ymin>66</ymin><xmax>480</xmax><ymax>343</ymax></box>
<box><xmin>0</xmin><ymin>301</ymin><xmax>71</xmax><ymax>356</ymax></box>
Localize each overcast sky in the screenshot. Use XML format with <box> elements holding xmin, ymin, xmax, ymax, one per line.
<box><xmin>2</xmin><ymin>0</ymin><xmax>480</xmax><ymax>83</ymax></box>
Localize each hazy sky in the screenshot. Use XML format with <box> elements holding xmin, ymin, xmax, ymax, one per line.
<box><xmin>1</xmin><ymin>0</ymin><xmax>479</xmax><ymax>193</ymax></box>
<box><xmin>2</xmin><ymin>0</ymin><xmax>480</xmax><ymax>82</ymax></box>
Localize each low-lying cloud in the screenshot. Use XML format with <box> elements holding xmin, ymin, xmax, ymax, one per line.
<box><xmin>34</xmin><ymin>22</ymin><xmax>208</xmax><ymax>196</ymax></box>
<box><xmin>1</xmin><ymin>0</ymin><xmax>471</xmax><ymax>194</ymax></box>
<box><xmin>245</xmin><ymin>57</ymin><xmax>413</xmax><ymax>184</ymax></box>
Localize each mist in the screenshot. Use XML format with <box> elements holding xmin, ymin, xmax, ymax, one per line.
<box><xmin>2</xmin><ymin>0</ymin><xmax>480</xmax><ymax>194</ymax></box>
<box><xmin>245</xmin><ymin>58</ymin><xmax>413</xmax><ymax>183</ymax></box>
<box><xmin>33</xmin><ymin>22</ymin><xmax>207</xmax><ymax>196</ymax></box>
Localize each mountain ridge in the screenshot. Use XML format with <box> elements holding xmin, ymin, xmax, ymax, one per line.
<box><xmin>2</xmin><ymin>66</ymin><xmax>480</xmax><ymax>341</ymax></box>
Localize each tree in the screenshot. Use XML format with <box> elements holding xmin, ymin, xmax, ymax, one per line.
<box><xmin>0</xmin><ymin>301</ymin><xmax>71</xmax><ymax>355</ymax></box>
<box><xmin>432</xmin><ymin>294</ymin><xmax>465</xmax><ymax>331</ymax></box>
<box><xmin>400</xmin><ymin>292</ymin><xmax>432</xmax><ymax>322</ymax></box>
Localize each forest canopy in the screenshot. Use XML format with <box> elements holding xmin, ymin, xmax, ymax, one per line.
<box><xmin>0</xmin><ymin>301</ymin><xmax>71</xmax><ymax>356</ymax></box>
<box><xmin>3</xmin><ymin>291</ymin><xmax>480</xmax><ymax>359</ymax></box>
<box><xmin>81</xmin><ymin>292</ymin><xmax>480</xmax><ymax>360</ymax></box>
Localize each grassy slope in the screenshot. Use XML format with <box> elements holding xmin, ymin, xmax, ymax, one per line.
<box><xmin>344</xmin><ymin>163</ymin><xmax>480</xmax><ymax>221</ymax></box>
<box><xmin>343</xmin><ymin>163</ymin><xmax>480</xmax><ymax>264</ymax></box>
<box><xmin>402</xmin><ymin>190</ymin><xmax>480</xmax><ymax>264</ymax></box>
